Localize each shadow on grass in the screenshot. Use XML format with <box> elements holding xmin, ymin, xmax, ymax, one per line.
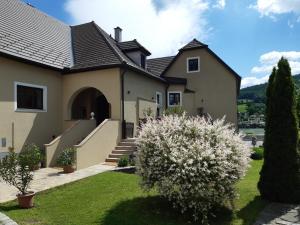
<box><xmin>100</xmin><ymin>195</ymin><xmax>234</xmax><ymax>225</ymax></box>
<box><xmin>236</xmin><ymin>196</ymin><xmax>268</xmax><ymax>225</ymax></box>
<box><xmin>0</xmin><ymin>203</ymin><xmax>20</xmax><ymax>212</ymax></box>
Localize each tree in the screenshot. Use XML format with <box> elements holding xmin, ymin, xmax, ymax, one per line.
<box><xmin>297</xmin><ymin>91</ymin><xmax>300</xmax><ymax>127</ymax></box>
<box><xmin>258</xmin><ymin>58</ymin><xmax>300</xmax><ymax>203</ymax></box>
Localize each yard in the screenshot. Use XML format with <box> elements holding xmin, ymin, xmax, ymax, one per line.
<box><xmin>0</xmin><ymin>160</ymin><xmax>266</xmax><ymax>225</ymax></box>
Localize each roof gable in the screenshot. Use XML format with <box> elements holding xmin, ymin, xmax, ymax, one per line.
<box><xmin>118</xmin><ymin>40</ymin><xmax>151</xmax><ymax>56</ymax></box>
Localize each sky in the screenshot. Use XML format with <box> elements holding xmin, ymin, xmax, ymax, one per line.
<box><xmin>22</xmin><ymin>0</ymin><xmax>300</xmax><ymax>88</ymax></box>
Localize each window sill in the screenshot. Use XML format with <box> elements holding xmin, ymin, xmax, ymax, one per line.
<box><xmin>15</xmin><ymin>108</ymin><xmax>47</xmax><ymax>113</ymax></box>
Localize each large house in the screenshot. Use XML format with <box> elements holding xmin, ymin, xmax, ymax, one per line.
<box><xmin>0</xmin><ymin>0</ymin><xmax>240</xmax><ymax>169</ymax></box>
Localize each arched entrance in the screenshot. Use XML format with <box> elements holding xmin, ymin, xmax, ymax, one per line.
<box><xmin>71</xmin><ymin>88</ymin><xmax>110</xmax><ymax>125</ymax></box>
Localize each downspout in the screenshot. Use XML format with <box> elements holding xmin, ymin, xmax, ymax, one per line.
<box><xmin>121</xmin><ymin>65</ymin><xmax>127</xmax><ymax>139</ymax></box>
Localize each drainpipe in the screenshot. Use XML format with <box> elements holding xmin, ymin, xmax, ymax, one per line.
<box><xmin>121</xmin><ymin>66</ymin><xmax>127</xmax><ymax>139</ymax></box>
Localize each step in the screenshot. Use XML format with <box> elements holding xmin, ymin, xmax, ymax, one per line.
<box><xmin>118</xmin><ymin>141</ymin><xmax>137</xmax><ymax>146</ymax></box>
<box><xmin>112</xmin><ymin>150</ymin><xmax>135</xmax><ymax>154</ymax></box>
<box><xmin>115</xmin><ymin>146</ymin><xmax>137</xmax><ymax>151</ymax></box>
<box><xmin>109</xmin><ymin>153</ymin><xmax>130</xmax><ymax>159</ymax></box>
<box><xmin>105</xmin><ymin>158</ymin><xmax>119</xmax><ymax>163</ymax></box>
<box><xmin>121</xmin><ymin>138</ymin><xmax>137</xmax><ymax>143</ymax></box>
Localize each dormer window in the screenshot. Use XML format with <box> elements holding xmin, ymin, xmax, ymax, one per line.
<box><xmin>141</xmin><ymin>54</ymin><xmax>146</xmax><ymax>69</ymax></box>
<box><xmin>187</xmin><ymin>57</ymin><xmax>200</xmax><ymax>73</ymax></box>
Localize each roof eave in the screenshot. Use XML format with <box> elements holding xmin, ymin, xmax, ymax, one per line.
<box><xmin>0</xmin><ymin>51</ymin><xmax>63</xmax><ymax>72</ymax></box>
<box><xmin>62</xmin><ymin>63</ymin><xmax>123</xmax><ymax>74</ymax></box>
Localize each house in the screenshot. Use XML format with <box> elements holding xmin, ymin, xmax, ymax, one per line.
<box><xmin>0</xmin><ymin>0</ymin><xmax>241</xmax><ymax>168</ymax></box>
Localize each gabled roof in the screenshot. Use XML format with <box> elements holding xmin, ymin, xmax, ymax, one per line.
<box><xmin>179</xmin><ymin>39</ymin><xmax>208</xmax><ymax>51</ymax></box>
<box><xmin>146</xmin><ymin>56</ymin><xmax>175</xmax><ymax>77</ymax></box>
<box><xmin>0</xmin><ymin>0</ymin><xmax>71</xmax><ymax>69</ymax></box>
<box><xmin>118</xmin><ymin>40</ymin><xmax>151</xmax><ymax>56</ymax></box>
<box><xmin>71</xmin><ymin>23</ymin><xmax>121</xmax><ymax>70</ymax></box>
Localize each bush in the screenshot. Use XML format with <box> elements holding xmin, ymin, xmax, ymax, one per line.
<box><xmin>118</xmin><ymin>156</ymin><xmax>129</xmax><ymax>167</ymax></box>
<box><xmin>0</xmin><ymin>151</ymin><xmax>33</xmax><ymax>195</ymax></box>
<box><xmin>19</xmin><ymin>144</ymin><xmax>43</xmax><ymax>170</ymax></box>
<box><xmin>251</xmin><ymin>147</ymin><xmax>263</xmax><ymax>160</ymax></box>
<box><xmin>57</xmin><ymin>148</ymin><xmax>76</xmax><ymax>166</ymax></box>
<box><xmin>163</xmin><ymin>106</ymin><xmax>184</xmax><ymax>116</ymax></box>
<box><xmin>136</xmin><ymin>114</ymin><xmax>251</xmax><ymax>223</ymax></box>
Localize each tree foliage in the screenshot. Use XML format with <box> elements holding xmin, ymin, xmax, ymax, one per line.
<box><xmin>258</xmin><ymin>58</ymin><xmax>300</xmax><ymax>203</ymax></box>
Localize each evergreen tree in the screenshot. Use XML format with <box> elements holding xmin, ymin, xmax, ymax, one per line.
<box><xmin>297</xmin><ymin>91</ymin><xmax>300</xmax><ymax>127</ymax></box>
<box><xmin>258</xmin><ymin>58</ymin><xmax>300</xmax><ymax>203</ymax></box>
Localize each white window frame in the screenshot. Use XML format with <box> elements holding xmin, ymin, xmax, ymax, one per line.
<box><xmin>156</xmin><ymin>92</ymin><xmax>162</xmax><ymax>107</ymax></box>
<box><xmin>14</xmin><ymin>81</ymin><xmax>47</xmax><ymax>112</ymax></box>
<box><xmin>187</xmin><ymin>56</ymin><xmax>200</xmax><ymax>73</ymax></box>
<box><xmin>167</xmin><ymin>91</ymin><xmax>182</xmax><ymax>107</ymax></box>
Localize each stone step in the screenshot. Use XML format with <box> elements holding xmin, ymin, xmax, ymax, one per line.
<box><xmin>115</xmin><ymin>146</ymin><xmax>137</xmax><ymax>151</ymax></box>
<box><xmin>105</xmin><ymin>158</ymin><xmax>119</xmax><ymax>163</ymax></box>
<box><xmin>109</xmin><ymin>153</ymin><xmax>129</xmax><ymax>159</ymax></box>
<box><xmin>121</xmin><ymin>138</ymin><xmax>136</xmax><ymax>143</ymax></box>
<box><xmin>118</xmin><ymin>141</ymin><xmax>137</xmax><ymax>146</ymax></box>
<box><xmin>112</xmin><ymin>150</ymin><xmax>135</xmax><ymax>154</ymax></box>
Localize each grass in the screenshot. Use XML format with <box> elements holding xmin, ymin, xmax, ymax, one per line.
<box><xmin>238</xmin><ymin>104</ymin><xmax>248</xmax><ymax>113</ymax></box>
<box><xmin>0</xmin><ymin>160</ymin><xmax>266</xmax><ymax>225</ymax></box>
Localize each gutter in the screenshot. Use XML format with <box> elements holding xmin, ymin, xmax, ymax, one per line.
<box><xmin>120</xmin><ymin>63</ymin><xmax>127</xmax><ymax>139</ymax></box>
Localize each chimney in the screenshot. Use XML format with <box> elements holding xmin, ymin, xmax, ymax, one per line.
<box><xmin>114</xmin><ymin>27</ymin><xmax>122</xmax><ymax>42</ymax></box>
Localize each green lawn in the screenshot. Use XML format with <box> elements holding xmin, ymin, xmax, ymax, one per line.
<box><xmin>0</xmin><ymin>160</ymin><xmax>266</xmax><ymax>225</ymax></box>
<box><xmin>238</xmin><ymin>104</ymin><xmax>248</xmax><ymax>113</ymax></box>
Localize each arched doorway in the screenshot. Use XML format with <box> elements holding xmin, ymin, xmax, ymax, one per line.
<box><xmin>71</xmin><ymin>88</ymin><xmax>110</xmax><ymax>125</ymax></box>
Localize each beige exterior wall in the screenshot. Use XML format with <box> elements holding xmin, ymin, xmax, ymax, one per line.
<box><xmin>75</xmin><ymin>119</ymin><xmax>121</xmax><ymax>170</ymax></box>
<box><xmin>0</xmin><ymin>56</ymin><xmax>63</xmax><ymax>153</ymax></box>
<box><xmin>165</xmin><ymin>48</ymin><xmax>238</xmax><ymax>125</ymax></box>
<box><xmin>62</xmin><ymin>68</ymin><xmax>122</xmax><ymax>122</ymax></box>
<box><xmin>124</xmin><ymin>70</ymin><xmax>166</xmax><ymax>134</ymax></box>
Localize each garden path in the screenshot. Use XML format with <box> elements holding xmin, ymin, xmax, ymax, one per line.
<box><xmin>254</xmin><ymin>203</ymin><xmax>300</xmax><ymax>225</ymax></box>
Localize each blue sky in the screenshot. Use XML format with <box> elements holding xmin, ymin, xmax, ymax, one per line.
<box><xmin>22</xmin><ymin>0</ymin><xmax>300</xmax><ymax>88</ymax></box>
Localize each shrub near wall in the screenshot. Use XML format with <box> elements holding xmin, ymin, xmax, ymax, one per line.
<box><xmin>136</xmin><ymin>114</ymin><xmax>251</xmax><ymax>223</ymax></box>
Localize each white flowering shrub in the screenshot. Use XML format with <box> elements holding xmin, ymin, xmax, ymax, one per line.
<box><xmin>136</xmin><ymin>114</ymin><xmax>251</xmax><ymax>223</ymax></box>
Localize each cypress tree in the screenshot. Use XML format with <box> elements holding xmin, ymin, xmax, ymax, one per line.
<box><xmin>258</xmin><ymin>57</ymin><xmax>300</xmax><ymax>203</ymax></box>
<box><xmin>297</xmin><ymin>91</ymin><xmax>300</xmax><ymax>127</ymax></box>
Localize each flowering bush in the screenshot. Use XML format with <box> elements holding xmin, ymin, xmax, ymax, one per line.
<box><xmin>136</xmin><ymin>114</ymin><xmax>250</xmax><ymax>223</ymax></box>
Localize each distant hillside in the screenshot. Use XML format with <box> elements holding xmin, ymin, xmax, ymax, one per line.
<box><xmin>239</xmin><ymin>74</ymin><xmax>300</xmax><ymax>101</ymax></box>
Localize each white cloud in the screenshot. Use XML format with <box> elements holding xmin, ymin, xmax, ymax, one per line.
<box><xmin>250</xmin><ymin>0</ymin><xmax>300</xmax><ymax>17</ymax></box>
<box><xmin>241</xmin><ymin>75</ymin><xmax>269</xmax><ymax>88</ymax></box>
<box><xmin>213</xmin><ymin>0</ymin><xmax>226</xmax><ymax>9</ymax></box>
<box><xmin>242</xmin><ymin>51</ymin><xmax>300</xmax><ymax>88</ymax></box>
<box><xmin>65</xmin><ymin>0</ymin><xmax>211</xmax><ymax>57</ymax></box>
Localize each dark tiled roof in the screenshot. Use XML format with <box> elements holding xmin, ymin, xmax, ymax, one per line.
<box><xmin>118</xmin><ymin>40</ymin><xmax>151</xmax><ymax>56</ymax></box>
<box><xmin>180</xmin><ymin>39</ymin><xmax>207</xmax><ymax>51</ymax></box>
<box><xmin>71</xmin><ymin>23</ymin><xmax>122</xmax><ymax>69</ymax></box>
<box><xmin>146</xmin><ymin>56</ymin><xmax>175</xmax><ymax>77</ymax></box>
<box><xmin>0</xmin><ymin>0</ymin><xmax>71</xmax><ymax>69</ymax></box>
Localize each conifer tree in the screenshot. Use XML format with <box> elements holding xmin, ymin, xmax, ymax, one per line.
<box><xmin>258</xmin><ymin>58</ymin><xmax>300</xmax><ymax>203</ymax></box>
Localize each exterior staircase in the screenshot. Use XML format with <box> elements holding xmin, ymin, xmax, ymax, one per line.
<box><xmin>105</xmin><ymin>138</ymin><xmax>137</xmax><ymax>164</ymax></box>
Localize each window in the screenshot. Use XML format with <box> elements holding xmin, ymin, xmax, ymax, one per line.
<box><xmin>168</xmin><ymin>91</ymin><xmax>182</xmax><ymax>107</ymax></box>
<box><xmin>141</xmin><ymin>54</ymin><xmax>146</xmax><ymax>69</ymax></box>
<box><xmin>156</xmin><ymin>92</ymin><xmax>162</xmax><ymax>117</ymax></box>
<box><xmin>187</xmin><ymin>57</ymin><xmax>200</xmax><ymax>73</ymax></box>
<box><xmin>14</xmin><ymin>82</ymin><xmax>47</xmax><ymax>112</ymax></box>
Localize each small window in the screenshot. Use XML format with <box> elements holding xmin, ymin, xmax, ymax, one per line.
<box><xmin>156</xmin><ymin>92</ymin><xmax>162</xmax><ymax>117</ymax></box>
<box><xmin>168</xmin><ymin>92</ymin><xmax>182</xmax><ymax>107</ymax></box>
<box><xmin>141</xmin><ymin>54</ymin><xmax>146</xmax><ymax>69</ymax></box>
<box><xmin>187</xmin><ymin>57</ymin><xmax>200</xmax><ymax>73</ymax></box>
<box><xmin>15</xmin><ymin>82</ymin><xmax>47</xmax><ymax>112</ymax></box>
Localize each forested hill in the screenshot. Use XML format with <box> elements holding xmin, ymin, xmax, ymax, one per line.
<box><xmin>239</xmin><ymin>74</ymin><xmax>300</xmax><ymax>101</ymax></box>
